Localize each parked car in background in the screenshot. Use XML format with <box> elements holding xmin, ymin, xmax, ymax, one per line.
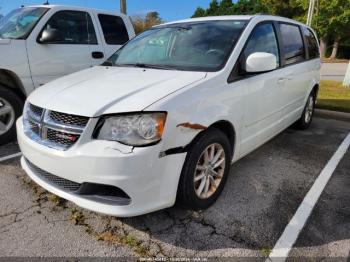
<box><xmin>17</xmin><ymin>15</ymin><xmax>320</xmax><ymax>217</ymax></box>
<box><xmin>0</xmin><ymin>5</ymin><xmax>135</xmax><ymax>144</ymax></box>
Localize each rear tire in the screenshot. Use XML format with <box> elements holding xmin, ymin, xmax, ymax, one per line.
<box><xmin>0</xmin><ymin>86</ymin><xmax>24</xmax><ymax>145</ymax></box>
<box><xmin>295</xmin><ymin>90</ymin><xmax>316</xmax><ymax>130</ymax></box>
<box><xmin>177</xmin><ymin>127</ymin><xmax>232</xmax><ymax>210</ymax></box>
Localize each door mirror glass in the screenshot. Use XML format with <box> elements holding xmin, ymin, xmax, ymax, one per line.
<box><xmin>39</xmin><ymin>28</ymin><xmax>63</xmax><ymax>44</ymax></box>
<box><xmin>245</xmin><ymin>52</ymin><xmax>277</xmax><ymax>73</ymax></box>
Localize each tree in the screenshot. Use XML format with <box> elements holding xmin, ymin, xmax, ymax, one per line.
<box><xmin>131</xmin><ymin>11</ymin><xmax>164</xmax><ymax>34</ymax></box>
<box><xmin>192</xmin><ymin>7</ymin><xmax>206</xmax><ymax>18</ymax></box>
<box><xmin>259</xmin><ymin>0</ymin><xmax>305</xmax><ymax>18</ymax></box>
<box><xmin>144</xmin><ymin>11</ymin><xmax>162</xmax><ymax>28</ymax></box>
<box><xmin>204</xmin><ymin>0</ymin><xmax>220</xmax><ymax>16</ymax></box>
<box><xmin>232</xmin><ymin>0</ymin><xmax>267</xmax><ymax>15</ymax></box>
<box><xmin>320</xmin><ymin>0</ymin><xmax>350</xmax><ymax>58</ymax></box>
<box><xmin>192</xmin><ymin>0</ymin><xmax>267</xmax><ymax>17</ymax></box>
<box><xmin>299</xmin><ymin>0</ymin><xmax>350</xmax><ymax>58</ymax></box>
<box><xmin>217</xmin><ymin>0</ymin><xmax>234</xmax><ymax>15</ymax></box>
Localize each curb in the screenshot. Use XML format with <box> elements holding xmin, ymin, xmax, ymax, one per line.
<box><xmin>315</xmin><ymin>109</ymin><xmax>350</xmax><ymax>122</ymax></box>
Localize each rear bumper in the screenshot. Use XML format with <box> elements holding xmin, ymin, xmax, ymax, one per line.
<box><xmin>17</xmin><ymin>118</ymin><xmax>187</xmax><ymax>217</ymax></box>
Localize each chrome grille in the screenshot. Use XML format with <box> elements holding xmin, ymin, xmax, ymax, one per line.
<box><xmin>28</xmin><ymin>119</ymin><xmax>40</xmax><ymax>136</ymax></box>
<box><xmin>47</xmin><ymin>129</ymin><xmax>79</xmax><ymax>147</ymax></box>
<box><xmin>50</xmin><ymin>111</ymin><xmax>89</xmax><ymax>127</ymax></box>
<box><xmin>25</xmin><ymin>158</ymin><xmax>81</xmax><ymax>192</ymax></box>
<box><xmin>29</xmin><ymin>104</ymin><xmax>43</xmax><ymax>118</ymax></box>
<box><xmin>23</xmin><ymin>103</ymin><xmax>89</xmax><ymax>150</ymax></box>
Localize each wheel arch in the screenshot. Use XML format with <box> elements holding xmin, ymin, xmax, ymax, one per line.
<box><xmin>183</xmin><ymin>120</ymin><xmax>236</xmax><ymax>158</ymax></box>
<box><xmin>0</xmin><ymin>69</ymin><xmax>26</xmax><ymax>101</ymax></box>
<box><xmin>209</xmin><ymin>120</ymin><xmax>236</xmax><ymax>155</ymax></box>
<box><xmin>312</xmin><ymin>83</ymin><xmax>319</xmax><ymax>98</ymax></box>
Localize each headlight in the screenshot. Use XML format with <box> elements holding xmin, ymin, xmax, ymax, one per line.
<box><xmin>95</xmin><ymin>112</ymin><xmax>167</xmax><ymax>146</ymax></box>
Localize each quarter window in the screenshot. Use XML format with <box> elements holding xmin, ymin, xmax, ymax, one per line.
<box><xmin>98</xmin><ymin>14</ymin><xmax>129</xmax><ymax>45</ymax></box>
<box><xmin>304</xmin><ymin>28</ymin><xmax>319</xmax><ymax>59</ymax></box>
<box><xmin>41</xmin><ymin>11</ymin><xmax>97</xmax><ymax>44</ymax></box>
<box><xmin>279</xmin><ymin>23</ymin><xmax>305</xmax><ymax>65</ymax></box>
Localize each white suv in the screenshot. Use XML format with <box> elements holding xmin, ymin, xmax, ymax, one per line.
<box><xmin>17</xmin><ymin>15</ymin><xmax>321</xmax><ymax>217</ymax></box>
<box><xmin>0</xmin><ymin>5</ymin><xmax>135</xmax><ymax>144</ymax></box>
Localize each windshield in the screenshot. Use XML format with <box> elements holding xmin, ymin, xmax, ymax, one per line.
<box><xmin>0</xmin><ymin>7</ymin><xmax>48</xmax><ymax>39</ymax></box>
<box><xmin>105</xmin><ymin>20</ymin><xmax>247</xmax><ymax>72</ymax></box>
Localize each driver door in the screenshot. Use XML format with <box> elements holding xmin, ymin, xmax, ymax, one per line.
<box><xmin>229</xmin><ymin>22</ymin><xmax>286</xmax><ymax>156</ymax></box>
<box><xmin>26</xmin><ymin>10</ymin><xmax>99</xmax><ymax>87</ymax></box>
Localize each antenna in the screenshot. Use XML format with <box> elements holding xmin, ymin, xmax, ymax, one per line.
<box><xmin>43</xmin><ymin>1</ymin><xmax>50</xmax><ymax>5</ymax></box>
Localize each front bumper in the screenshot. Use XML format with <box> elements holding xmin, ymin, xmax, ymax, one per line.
<box><xmin>17</xmin><ymin>118</ymin><xmax>187</xmax><ymax>217</ymax></box>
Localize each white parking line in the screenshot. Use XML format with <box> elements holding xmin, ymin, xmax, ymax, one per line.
<box><xmin>0</xmin><ymin>152</ymin><xmax>22</xmax><ymax>162</ymax></box>
<box><xmin>267</xmin><ymin>132</ymin><xmax>350</xmax><ymax>262</ymax></box>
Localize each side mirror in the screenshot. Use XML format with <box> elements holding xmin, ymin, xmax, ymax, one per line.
<box><xmin>245</xmin><ymin>52</ymin><xmax>277</xmax><ymax>73</ymax></box>
<box><xmin>38</xmin><ymin>28</ymin><xmax>63</xmax><ymax>44</ymax></box>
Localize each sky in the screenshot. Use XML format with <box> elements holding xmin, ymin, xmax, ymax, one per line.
<box><xmin>0</xmin><ymin>0</ymin><xmax>212</xmax><ymax>22</ymax></box>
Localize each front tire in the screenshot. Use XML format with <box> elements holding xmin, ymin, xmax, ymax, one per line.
<box><xmin>295</xmin><ymin>91</ymin><xmax>315</xmax><ymax>130</ymax></box>
<box><xmin>177</xmin><ymin>128</ymin><xmax>232</xmax><ymax>210</ymax></box>
<box><xmin>0</xmin><ymin>86</ymin><xmax>24</xmax><ymax>145</ymax></box>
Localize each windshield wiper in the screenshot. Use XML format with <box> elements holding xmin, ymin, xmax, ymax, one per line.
<box><xmin>117</xmin><ymin>63</ymin><xmax>177</xmax><ymax>71</ymax></box>
<box><xmin>102</xmin><ymin>61</ymin><xmax>113</xmax><ymax>66</ymax></box>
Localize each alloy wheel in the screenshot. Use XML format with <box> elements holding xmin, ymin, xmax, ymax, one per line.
<box><xmin>0</xmin><ymin>97</ymin><xmax>15</xmax><ymax>136</ymax></box>
<box><xmin>194</xmin><ymin>143</ymin><xmax>226</xmax><ymax>199</ymax></box>
<box><xmin>304</xmin><ymin>95</ymin><xmax>314</xmax><ymax>124</ymax></box>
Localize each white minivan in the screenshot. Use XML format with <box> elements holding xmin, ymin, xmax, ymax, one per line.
<box><xmin>0</xmin><ymin>5</ymin><xmax>135</xmax><ymax>144</ymax></box>
<box><xmin>17</xmin><ymin>15</ymin><xmax>321</xmax><ymax>217</ymax></box>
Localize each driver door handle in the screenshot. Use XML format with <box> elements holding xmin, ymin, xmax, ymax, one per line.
<box><xmin>92</xmin><ymin>52</ymin><xmax>104</xmax><ymax>59</ymax></box>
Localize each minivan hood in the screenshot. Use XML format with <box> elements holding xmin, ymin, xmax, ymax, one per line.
<box><xmin>28</xmin><ymin>66</ymin><xmax>207</xmax><ymax>117</ymax></box>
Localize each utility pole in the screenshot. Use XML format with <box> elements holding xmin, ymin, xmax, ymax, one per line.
<box><xmin>306</xmin><ymin>0</ymin><xmax>316</xmax><ymax>26</ymax></box>
<box><xmin>120</xmin><ymin>0</ymin><xmax>126</xmax><ymax>14</ymax></box>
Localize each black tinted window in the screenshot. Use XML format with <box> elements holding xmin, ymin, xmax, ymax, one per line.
<box><xmin>243</xmin><ymin>23</ymin><xmax>280</xmax><ymax>67</ymax></box>
<box><xmin>279</xmin><ymin>23</ymin><xmax>305</xmax><ymax>65</ymax></box>
<box><xmin>98</xmin><ymin>14</ymin><xmax>129</xmax><ymax>45</ymax></box>
<box><xmin>304</xmin><ymin>28</ymin><xmax>319</xmax><ymax>59</ymax></box>
<box><xmin>42</xmin><ymin>11</ymin><xmax>97</xmax><ymax>44</ymax></box>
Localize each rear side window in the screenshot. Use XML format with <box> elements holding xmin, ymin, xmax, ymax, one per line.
<box><xmin>98</xmin><ymin>14</ymin><xmax>129</xmax><ymax>45</ymax></box>
<box><xmin>304</xmin><ymin>28</ymin><xmax>319</xmax><ymax>59</ymax></box>
<box><xmin>42</xmin><ymin>10</ymin><xmax>97</xmax><ymax>44</ymax></box>
<box><xmin>279</xmin><ymin>23</ymin><xmax>305</xmax><ymax>65</ymax></box>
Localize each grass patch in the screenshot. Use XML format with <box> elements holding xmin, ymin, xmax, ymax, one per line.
<box><xmin>48</xmin><ymin>194</ymin><xmax>67</xmax><ymax>208</ymax></box>
<box><xmin>70</xmin><ymin>208</ymin><xmax>85</xmax><ymax>225</ymax></box>
<box><xmin>260</xmin><ymin>247</ymin><xmax>272</xmax><ymax>257</ymax></box>
<box><xmin>96</xmin><ymin>232</ymin><xmax>149</xmax><ymax>256</ymax></box>
<box><xmin>317</xmin><ymin>80</ymin><xmax>350</xmax><ymax>113</ymax></box>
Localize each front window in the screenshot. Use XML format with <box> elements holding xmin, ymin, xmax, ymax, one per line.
<box><xmin>242</xmin><ymin>23</ymin><xmax>280</xmax><ymax>67</ymax></box>
<box><xmin>41</xmin><ymin>10</ymin><xmax>97</xmax><ymax>45</ymax></box>
<box><xmin>105</xmin><ymin>20</ymin><xmax>247</xmax><ymax>72</ymax></box>
<box><xmin>0</xmin><ymin>7</ymin><xmax>48</xmax><ymax>40</ymax></box>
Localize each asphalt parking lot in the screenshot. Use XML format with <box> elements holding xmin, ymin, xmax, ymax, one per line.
<box><xmin>0</xmin><ymin>113</ymin><xmax>349</xmax><ymax>259</ymax></box>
